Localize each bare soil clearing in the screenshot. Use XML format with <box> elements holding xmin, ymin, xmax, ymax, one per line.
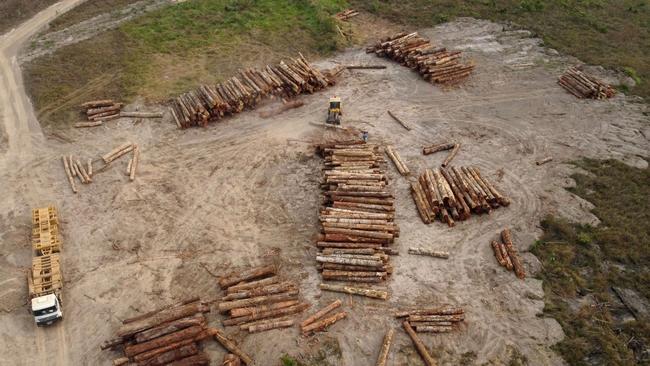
<box><xmin>0</xmin><ymin>17</ymin><xmax>648</xmax><ymax>366</ymax></box>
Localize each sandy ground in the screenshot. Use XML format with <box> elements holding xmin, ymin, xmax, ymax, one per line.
<box><xmin>1</xmin><ymin>10</ymin><xmax>649</xmax><ymax>366</ymax></box>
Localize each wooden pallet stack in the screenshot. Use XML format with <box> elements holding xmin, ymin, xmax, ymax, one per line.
<box><xmin>103</xmin><ymin>298</ymin><xmax>215</xmax><ymax>366</ymax></box>
<box><xmin>315</xmin><ymin>142</ymin><xmax>397</xmax><ymax>300</ymax></box>
<box><xmin>558</xmin><ymin>67</ymin><xmax>616</xmax><ymax>99</ymax></box>
<box><xmin>411</xmin><ymin>167</ymin><xmax>510</xmax><ymax>227</ymax></box>
<box><xmin>396</xmin><ymin>306</ymin><xmax>465</xmax><ymax>334</ymax></box>
<box><xmin>217</xmin><ymin>264</ymin><xmax>310</xmax><ymax>333</ymax></box>
<box><xmin>490</xmin><ymin>228</ymin><xmax>526</xmax><ymax>279</ymax></box>
<box><xmin>170</xmin><ymin>54</ymin><xmax>332</xmax><ymax>128</ymax></box>
<box><xmin>366</xmin><ymin>32</ymin><xmax>474</xmax><ymax>85</ymax></box>
<box><xmin>29</xmin><ymin>206</ymin><xmax>63</xmax><ymax>298</ymax></box>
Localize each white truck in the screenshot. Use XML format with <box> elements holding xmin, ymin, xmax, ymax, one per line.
<box><xmin>28</xmin><ymin>206</ymin><xmax>64</xmax><ymax>326</ymax></box>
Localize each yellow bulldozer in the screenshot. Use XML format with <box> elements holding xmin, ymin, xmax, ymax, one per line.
<box><xmin>326</xmin><ymin>96</ymin><xmax>342</xmax><ymax>125</ymax></box>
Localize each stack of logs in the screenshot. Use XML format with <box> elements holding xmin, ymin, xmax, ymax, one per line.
<box><xmin>315</xmin><ymin>142</ymin><xmax>397</xmax><ymax>300</ymax></box>
<box><xmin>170</xmin><ymin>54</ymin><xmax>332</xmax><ymax>128</ymax></box>
<box><xmin>396</xmin><ymin>306</ymin><xmax>465</xmax><ymax>334</ymax></box>
<box><xmin>491</xmin><ymin>228</ymin><xmax>526</xmax><ymax>279</ymax></box>
<box><xmin>217</xmin><ymin>264</ymin><xmax>309</xmax><ymax>333</ymax></box>
<box><xmin>411</xmin><ymin>167</ymin><xmax>510</xmax><ymax>227</ymax></box>
<box><xmin>558</xmin><ymin>67</ymin><xmax>616</xmax><ymax>99</ymax></box>
<box><xmin>102</xmin><ymin>142</ymin><xmax>140</xmax><ymax>182</ymax></box>
<box><xmin>366</xmin><ymin>32</ymin><xmax>474</xmax><ymax>85</ymax></box>
<box><xmin>61</xmin><ymin>155</ymin><xmax>93</xmax><ymax>193</ymax></box>
<box><xmin>103</xmin><ymin>298</ymin><xmax>214</xmax><ymax>366</ymax></box>
<box><xmin>76</xmin><ymin>100</ymin><xmax>123</xmax><ymax>127</ymax></box>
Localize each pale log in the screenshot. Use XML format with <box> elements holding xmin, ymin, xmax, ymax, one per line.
<box><xmin>403</xmin><ymin>321</ymin><xmax>437</xmax><ymax>366</ymax></box>
<box><xmin>248</xmin><ymin>319</ymin><xmax>294</xmax><ymax>333</ymax></box>
<box><xmin>219</xmin><ymin>264</ymin><xmax>276</xmax><ymax>289</ymax></box>
<box><xmin>217</xmin><ymin>290</ymin><xmax>299</xmax><ymax>313</ymax></box>
<box><xmin>227</xmin><ymin>276</ymin><xmax>279</xmax><ymax>294</ymax></box>
<box><xmin>320</xmin><ymin>283</ymin><xmax>388</xmax><ymax>300</ymax></box>
<box><xmin>300</xmin><ymin>299</ymin><xmax>342</xmax><ymax>329</ymax></box>
<box><xmin>62</xmin><ymin>156</ymin><xmax>78</xmax><ymax>193</ymax></box>
<box><xmin>502</xmin><ymin>229</ymin><xmax>525</xmax><ymax>279</ymax></box>
<box><xmin>422</xmin><ymin>142</ymin><xmax>454</xmax><ymax>155</ymax></box>
<box><xmin>375</xmin><ymin>328</ymin><xmax>394</xmax><ymax>366</ymax></box>
<box><xmin>413</xmin><ymin>325</ymin><xmax>453</xmax><ymax>333</ymax></box>
<box><xmin>395</xmin><ymin>307</ymin><xmax>464</xmax><ymax>318</ymax></box>
<box><xmin>222</xmin><ymin>282</ymin><xmax>296</xmax><ymax>301</ymax></box>
<box><xmin>130</xmin><ymin>145</ymin><xmax>139</xmax><ymax>181</ymax></box>
<box><xmin>408</xmin><ymin>247</ymin><xmax>449</xmax><ymax>259</ymax></box>
<box><xmin>441</xmin><ymin>143</ymin><xmax>460</xmax><ymax>167</ymax></box>
<box><xmin>223</xmin><ymin>303</ymin><xmax>309</xmax><ymax>326</ymax></box>
<box><xmin>408</xmin><ymin>314</ymin><xmax>464</xmax><ymax>322</ymax></box>
<box><xmin>302</xmin><ymin>311</ymin><xmax>347</xmax><ymax>334</ymax></box>
<box><xmin>75</xmin><ymin>121</ymin><xmax>103</xmax><ymax>128</ymax></box>
<box><xmin>386</xmin><ymin>110</ymin><xmax>412</xmax><ymax>130</ymax></box>
<box><xmin>230</xmin><ymin>300</ymin><xmax>298</xmax><ymax>318</ymax></box>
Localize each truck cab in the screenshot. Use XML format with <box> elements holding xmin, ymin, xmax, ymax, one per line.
<box><xmin>31</xmin><ymin>294</ymin><xmax>63</xmax><ymax>326</ymax></box>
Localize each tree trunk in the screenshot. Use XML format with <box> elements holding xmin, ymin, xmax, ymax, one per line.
<box><xmin>501</xmin><ymin>229</ymin><xmax>525</xmax><ymax>279</ymax></box>
<box><xmin>247</xmin><ymin>319</ymin><xmax>294</xmax><ymax>333</ymax></box>
<box><xmin>227</xmin><ymin>276</ymin><xmax>279</xmax><ymax>294</ymax></box>
<box><xmin>218</xmin><ymin>264</ymin><xmax>276</xmax><ymax>289</ymax></box>
<box><xmin>166</xmin><ymin>353</ymin><xmax>210</xmax><ymax>366</ymax></box>
<box><xmin>125</xmin><ymin>326</ymin><xmax>205</xmax><ymax>357</ymax></box>
<box><xmin>407</xmin><ymin>247</ymin><xmax>449</xmax><ymax>259</ymax></box>
<box><xmin>375</xmin><ymin>328</ymin><xmax>394</xmax><ymax>366</ymax></box>
<box><xmin>222</xmin><ymin>282</ymin><xmax>297</xmax><ymax>301</ymax></box>
<box><xmin>117</xmin><ymin>301</ymin><xmax>208</xmax><ymax>338</ymax></box>
<box><xmin>403</xmin><ymin>321</ymin><xmax>437</xmax><ymax>366</ymax></box>
<box><xmin>230</xmin><ymin>300</ymin><xmax>299</xmax><ymax>318</ymax></box>
<box><xmin>223</xmin><ymin>303</ymin><xmax>309</xmax><ymax>326</ymax></box>
<box><xmin>302</xmin><ymin>311</ymin><xmax>347</xmax><ymax>334</ymax></box>
<box><xmin>319</xmin><ymin>283</ymin><xmax>389</xmax><ymax>300</ymax></box>
<box><xmin>212</xmin><ymin>328</ymin><xmax>254</xmax><ymax>365</ymax></box>
<box><xmin>300</xmin><ymin>299</ymin><xmax>342</xmax><ymax>329</ymax></box>
<box><xmin>138</xmin><ymin>344</ymin><xmax>198</xmax><ymax>366</ymax></box>
<box><xmin>217</xmin><ymin>290</ymin><xmax>299</xmax><ymax>313</ymax></box>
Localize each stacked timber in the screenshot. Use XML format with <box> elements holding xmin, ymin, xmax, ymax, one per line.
<box><xmin>490</xmin><ymin>228</ymin><xmax>525</xmax><ymax>279</ymax></box>
<box><xmin>102</xmin><ymin>298</ymin><xmax>214</xmax><ymax>366</ymax></box>
<box><xmin>217</xmin><ymin>264</ymin><xmax>309</xmax><ymax>333</ymax></box>
<box><xmin>367</xmin><ymin>32</ymin><xmax>474</xmax><ymax>85</ymax></box>
<box><xmin>315</xmin><ymin>142</ymin><xmax>396</xmax><ymax>300</ymax></box>
<box><xmin>411</xmin><ymin>167</ymin><xmax>510</xmax><ymax>227</ymax></box>
<box><xmin>170</xmin><ymin>54</ymin><xmax>332</xmax><ymax>128</ymax></box>
<box><xmin>80</xmin><ymin>100</ymin><xmax>123</xmax><ymax>124</ymax></box>
<box><xmin>61</xmin><ymin>154</ymin><xmax>92</xmax><ymax>193</ymax></box>
<box><xmin>558</xmin><ymin>67</ymin><xmax>615</xmax><ymax>99</ymax></box>
<box><xmin>396</xmin><ymin>306</ymin><xmax>465</xmax><ymax>334</ymax></box>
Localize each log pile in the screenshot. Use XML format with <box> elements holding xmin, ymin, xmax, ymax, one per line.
<box><xmin>558</xmin><ymin>67</ymin><xmax>615</xmax><ymax>99</ymax></box>
<box><xmin>366</xmin><ymin>32</ymin><xmax>474</xmax><ymax>85</ymax></box>
<box><xmin>396</xmin><ymin>306</ymin><xmax>466</xmax><ymax>334</ymax></box>
<box><xmin>102</xmin><ymin>298</ymin><xmax>215</xmax><ymax>366</ymax></box>
<box><xmin>217</xmin><ymin>264</ymin><xmax>310</xmax><ymax>333</ymax></box>
<box><xmin>315</xmin><ymin>142</ymin><xmax>397</xmax><ymax>299</ymax></box>
<box><xmin>411</xmin><ymin>167</ymin><xmax>510</xmax><ymax>227</ymax></box>
<box><xmin>491</xmin><ymin>228</ymin><xmax>525</xmax><ymax>279</ymax></box>
<box><xmin>81</xmin><ymin>100</ymin><xmax>123</xmax><ymax>124</ymax></box>
<box><xmin>170</xmin><ymin>54</ymin><xmax>332</xmax><ymax>128</ymax></box>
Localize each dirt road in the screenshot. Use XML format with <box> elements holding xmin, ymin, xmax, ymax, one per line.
<box><xmin>0</xmin><ymin>13</ymin><xmax>648</xmax><ymax>366</ymax></box>
<box><xmin>0</xmin><ymin>1</ymin><xmax>84</xmax><ymax>365</ymax></box>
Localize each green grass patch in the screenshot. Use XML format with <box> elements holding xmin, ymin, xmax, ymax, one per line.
<box><xmin>530</xmin><ymin>158</ymin><xmax>650</xmax><ymax>365</ymax></box>
<box><xmin>24</xmin><ymin>0</ymin><xmax>347</xmax><ymax>128</ymax></box>
<box><xmin>351</xmin><ymin>0</ymin><xmax>650</xmax><ymax>100</ymax></box>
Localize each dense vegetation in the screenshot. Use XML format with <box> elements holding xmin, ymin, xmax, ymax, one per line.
<box><xmin>531</xmin><ymin>159</ymin><xmax>650</xmax><ymax>365</ymax></box>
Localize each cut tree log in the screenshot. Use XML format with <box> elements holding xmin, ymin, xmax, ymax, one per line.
<box><xmin>222</xmin><ymin>282</ymin><xmax>297</xmax><ymax>301</ymax></box>
<box><xmin>120</xmin><ymin>112</ymin><xmax>163</xmax><ymax>118</ymax></box>
<box><xmin>375</xmin><ymin>328</ymin><xmax>394</xmax><ymax>366</ymax></box>
<box><xmin>501</xmin><ymin>228</ymin><xmax>525</xmax><ymax>279</ymax></box>
<box><xmin>408</xmin><ymin>314</ymin><xmax>464</xmax><ymax>322</ymax></box>
<box><xmin>134</xmin><ymin>314</ymin><xmax>206</xmax><ymax>343</ymax></box>
<box><xmin>316</xmin><ymin>255</ymin><xmax>383</xmax><ymax>268</ymax></box>
<box><xmin>217</xmin><ymin>290</ymin><xmax>299</xmax><ymax>313</ymax></box>
<box><xmin>62</xmin><ymin>156</ymin><xmax>78</xmax><ymax>194</ymax></box>
<box><xmin>230</xmin><ymin>300</ymin><xmax>298</xmax><ymax>318</ymax></box>
<box><xmin>408</xmin><ymin>247</ymin><xmax>449</xmax><ymax>259</ymax></box>
<box><xmin>319</xmin><ymin>283</ymin><xmax>388</xmax><ymax>300</ymax></box>
<box><xmin>300</xmin><ymin>299</ymin><xmax>342</xmax><ymax>329</ymax></box>
<box><xmin>122</xmin><ymin>297</ymin><xmax>201</xmax><ymax>325</ymax></box>
<box><xmin>124</xmin><ymin>325</ymin><xmax>204</xmax><ymax>357</ymax></box>
<box><xmin>413</xmin><ymin>325</ymin><xmax>453</xmax><ymax>333</ymax></box>
<box><xmin>422</xmin><ymin>142</ymin><xmax>455</xmax><ymax>155</ymax></box>
<box><xmin>491</xmin><ymin>240</ymin><xmax>507</xmax><ymax>268</ymax></box>
<box><xmin>441</xmin><ymin>143</ymin><xmax>460</xmax><ymax>167</ymax></box>
<box><xmin>219</xmin><ymin>264</ymin><xmax>276</xmax><ymax>289</ymax></box>
<box><xmin>102</xmin><ymin>143</ymin><xmax>134</xmax><ymax>163</ymax></box>
<box><xmin>403</xmin><ymin>321</ymin><xmax>437</xmax><ymax>366</ymax></box>
<box><xmin>395</xmin><ymin>307</ymin><xmax>464</xmax><ymax>318</ymax></box>
<box><xmin>117</xmin><ymin>301</ymin><xmax>209</xmax><ymax>338</ymax></box>
<box><xmin>227</xmin><ymin>276</ymin><xmax>279</xmax><ymax>294</ymax></box>
<box><xmin>302</xmin><ymin>311</ymin><xmax>347</xmax><ymax>334</ymax></box>
<box><xmin>138</xmin><ymin>344</ymin><xmax>198</xmax><ymax>366</ymax></box>
<box><xmin>385</xmin><ymin>146</ymin><xmax>410</xmax><ymax>176</ymax></box>
<box><xmin>81</xmin><ymin>99</ymin><xmax>114</xmax><ymax>108</ymax></box>
<box><xmin>386</xmin><ymin>110</ymin><xmax>412</xmax><ymax>130</ymax></box>
<box><xmin>247</xmin><ymin>319</ymin><xmax>294</xmax><ymax>333</ymax></box>
<box><xmin>130</xmin><ymin>145</ymin><xmax>139</xmax><ymax>181</ymax></box>
<box><xmin>346</xmin><ymin>65</ymin><xmax>386</xmax><ymax>69</ymax></box>
<box><xmin>75</xmin><ymin>121</ymin><xmax>103</xmax><ymax>128</ymax></box>
<box><xmin>131</xmin><ymin>329</ymin><xmax>213</xmax><ymax>363</ymax></box>
<box><xmin>223</xmin><ymin>303</ymin><xmax>309</xmax><ymax>326</ymax></box>
<box><xmin>212</xmin><ymin>328</ymin><xmax>254</xmax><ymax>365</ymax></box>
<box><xmin>222</xmin><ymin>354</ymin><xmax>242</xmax><ymax>366</ymax></box>
<box><xmin>76</xmin><ymin>159</ymin><xmax>92</xmax><ymax>183</ymax></box>
<box><xmin>166</xmin><ymin>353</ymin><xmax>210</xmax><ymax>366</ymax></box>
<box><xmin>536</xmin><ymin>157</ymin><xmax>553</xmax><ymax>165</ymax></box>
<box><xmin>499</xmin><ymin>242</ymin><xmax>513</xmax><ymax>270</ymax></box>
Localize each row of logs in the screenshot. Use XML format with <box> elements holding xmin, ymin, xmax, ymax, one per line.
<box><xmin>217</xmin><ymin>264</ymin><xmax>309</xmax><ymax>334</ymax></box>
<box><xmin>315</xmin><ymin>142</ymin><xmax>396</xmax><ymax>300</ymax></box>
<box><xmin>395</xmin><ymin>306</ymin><xmax>466</xmax><ymax>334</ymax></box>
<box><xmin>170</xmin><ymin>54</ymin><xmax>333</xmax><ymax>128</ymax></box>
<box><xmin>491</xmin><ymin>228</ymin><xmax>526</xmax><ymax>279</ymax></box>
<box><xmin>558</xmin><ymin>67</ymin><xmax>615</xmax><ymax>99</ymax></box>
<box><xmin>366</xmin><ymin>32</ymin><xmax>474</xmax><ymax>85</ymax></box>
<box><xmin>103</xmin><ymin>298</ymin><xmax>253</xmax><ymax>365</ymax></box>
<box><xmin>300</xmin><ymin>299</ymin><xmax>347</xmax><ymax>336</ymax></box>
<box><xmin>81</xmin><ymin>99</ymin><xmax>123</xmax><ymax>123</ymax></box>
<box><xmin>411</xmin><ymin>166</ymin><xmax>510</xmax><ymax>227</ymax></box>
